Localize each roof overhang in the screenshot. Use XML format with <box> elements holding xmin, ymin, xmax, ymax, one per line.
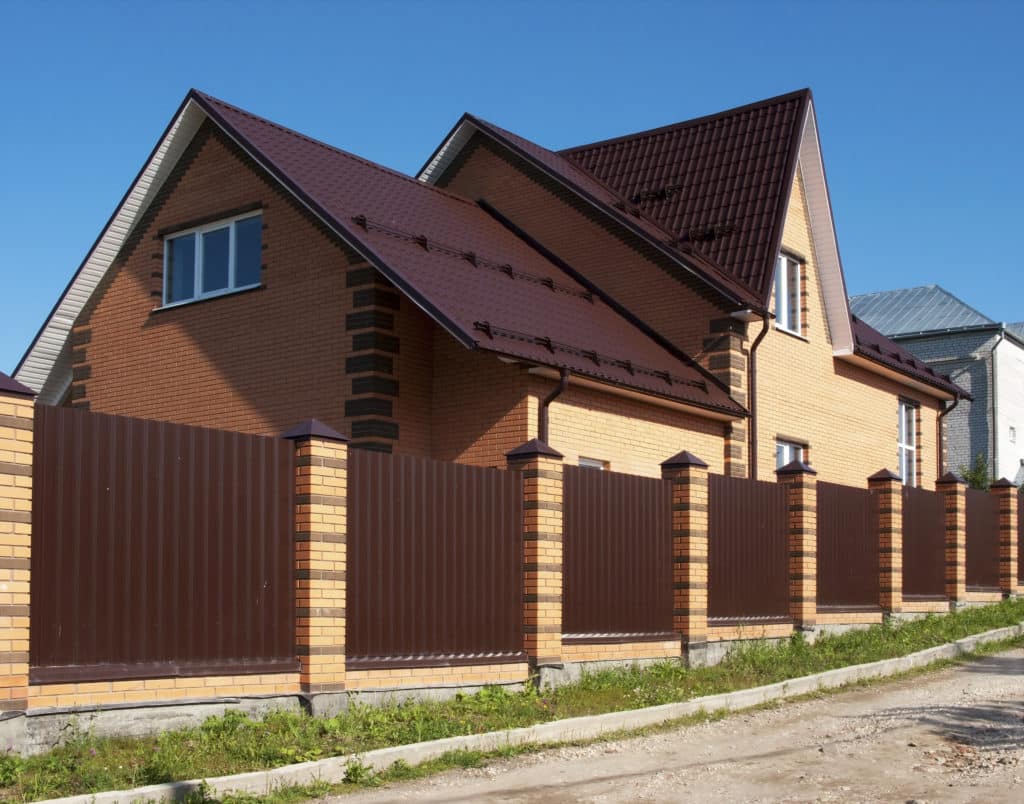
<box><xmin>14</xmin><ymin>98</ymin><xmax>207</xmax><ymax>402</ymax></box>
<box><xmin>893</xmin><ymin>323</ymin><xmax>1024</xmax><ymax>351</ymax></box>
<box><xmin>836</xmin><ymin>353</ymin><xmax>957</xmax><ymax>401</ymax></box>
<box><xmin>796</xmin><ymin>100</ymin><xmax>855</xmax><ymax>357</ymax></box>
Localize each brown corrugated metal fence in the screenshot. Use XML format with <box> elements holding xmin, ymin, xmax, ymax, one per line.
<box><xmin>816</xmin><ymin>481</ymin><xmax>880</xmax><ymax>610</ymax></box>
<box><xmin>902</xmin><ymin>485</ymin><xmax>947</xmax><ymax>599</ymax></box>
<box><xmin>346</xmin><ymin>449</ymin><xmax>524</xmax><ymax>668</ymax></box>
<box><xmin>562</xmin><ymin>466</ymin><xmax>673</xmax><ymax>642</ymax></box>
<box><xmin>30</xmin><ymin>406</ymin><xmax>297</xmax><ymax>683</ymax></box>
<box><xmin>707</xmin><ymin>474</ymin><xmax>789</xmax><ymax>622</ymax></box>
<box><xmin>966</xmin><ymin>488</ymin><xmax>1000</xmax><ymax>590</ymax></box>
<box><xmin>1019</xmin><ymin>492</ymin><xmax>1023</xmax><ymax>586</ymax></box>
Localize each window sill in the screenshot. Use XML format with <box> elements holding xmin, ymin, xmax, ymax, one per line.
<box><xmin>774</xmin><ymin>325</ymin><xmax>809</xmax><ymax>343</ymax></box>
<box><xmin>151</xmin><ymin>283</ymin><xmax>264</xmax><ymax>314</ymax></box>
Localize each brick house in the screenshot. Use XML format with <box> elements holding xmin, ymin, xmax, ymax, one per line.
<box><xmin>14</xmin><ymin>89</ymin><xmax>965</xmax><ymax>485</ymax></box>
<box><xmin>852</xmin><ymin>285</ymin><xmax>1024</xmax><ymax>484</ymax></box>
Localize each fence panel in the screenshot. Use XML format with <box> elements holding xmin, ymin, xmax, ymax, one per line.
<box><xmin>562</xmin><ymin>466</ymin><xmax>673</xmax><ymax>642</ymax></box>
<box><xmin>347</xmin><ymin>450</ymin><xmax>523</xmax><ymax>667</ymax></box>
<box><xmin>1019</xmin><ymin>493</ymin><xmax>1023</xmax><ymax>586</ymax></box>
<box><xmin>966</xmin><ymin>488</ymin><xmax>999</xmax><ymax>590</ymax></box>
<box><xmin>902</xmin><ymin>486</ymin><xmax>947</xmax><ymax>599</ymax></box>
<box><xmin>31</xmin><ymin>406</ymin><xmax>297</xmax><ymax>683</ymax></box>
<box><xmin>816</xmin><ymin>482</ymin><xmax>879</xmax><ymax>610</ymax></box>
<box><xmin>708</xmin><ymin>474</ymin><xmax>790</xmax><ymax>622</ymax></box>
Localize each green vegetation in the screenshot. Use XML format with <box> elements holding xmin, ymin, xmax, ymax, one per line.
<box><xmin>2</xmin><ymin>599</ymin><xmax>1022</xmax><ymax>803</ymax></box>
<box><xmin>959</xmin><ymin>452</ymin><xmax>992</xmax><ymax>490</ymax></box>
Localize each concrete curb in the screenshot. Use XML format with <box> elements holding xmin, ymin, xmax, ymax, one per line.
<box><xmin>42</xmin><ymin>622</ymin><xmax>1024</xmax><ymax>804</ymax></box>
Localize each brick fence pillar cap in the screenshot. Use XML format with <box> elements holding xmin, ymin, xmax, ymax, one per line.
<box><xmin>936</xmin><ymin>472</ymin><xmax>966</xmax><ymax>486</ymax></box>
<box><xmin>990</xmin><ymin>478</ymin><xmax>1018</xmax><ymax>489</ymax></box>
<box><xmin>868</xmin><ymin>468</ymin><xmax>902</xmax><ymax>481</ymax></box>
<box><xmin>776</xmin><ymin>460</ymin><xmax>816</xmax><ymax>476</ymax></box>
<box><xmin>506</xmin><ymin>439</ymin><xmax>563</xmax><ymax>460</ymax></box>
<box><xmin>282</xmin><ymin>419</ymin><xmax>349</xmax><ymax>443</ymax></box>
<box><xmin>661</xmin><ymin>450</ymin><xmax>708</xmax><ymax>470</ymax></box>
<box><xmin>0</xmin><ymin>371</ymin><xmax>35</xmax><ymax>398</ymax></box>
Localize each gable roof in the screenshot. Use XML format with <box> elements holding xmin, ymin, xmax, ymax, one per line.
<box><xmin>16</xmin><ymin>91</ymin><xmax>743</xmax><ymax>419</ymax></box>
<box><xmin>561</xmin><ymin>90</ymin><xmax>810</xmax><ymax>304</ymax></box>
<box><xmin>850</xmin><ymin>316</ymin><xmax>965</xmax><ymax>398</ymax></box>
<box><xmin>850</xmin><ymin>285</ymin><xmax>994</xmax><ymax>336</ymax></box>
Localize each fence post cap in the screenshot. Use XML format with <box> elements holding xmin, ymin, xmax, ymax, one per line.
<box><xmin>990</xmin><ymin>478</ymin><xmax>1017</xmax><ymax>489</ymax></box>
<box><xmin>661</xmin><ymin>450</ymin><xmax>708</xmax><ymax>470</ymax></box>
<box><xmin>936</xmin><ymin>472</ymin><xmax>966</xmax><ymax>485</ymax></box>
<box><xmin>506</xmin><ymin>439</ymin><xmax>563</xmax><ymax>460</ymax></box>
<box><xmin>776</xmin><ymin>460</ymin><xmax>816</xmax><ymax>476</ymax></box>
<box><xmin>868</xmin><ymin>469</ymin><xmax>902</xmax><ymax>482</ymax></box>
<box><xmin>0</xmin><ymin>371</ymin><xmax>35</xmax><ymax>398</ymax></box>
<box><xmin>282</xmin><ymin>419</ymin><xmax>348</xmax><ymax>443</ymax></box>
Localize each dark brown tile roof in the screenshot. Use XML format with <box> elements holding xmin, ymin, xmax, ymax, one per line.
<box><xmin>193</xmin><ymin>92</ymin><xmax>744</xmax><ymax>417</ymax></box>
<box><xmin>0</xmin><ymin>370</ymin><xmax>35</xmax><ymax>397</ymax></box>
<box><xmin>460</xmin><ymin>115</ymin><xmax>762</xmax><ymax>309</ymax></box>
<box><xmin>851</xmin><ymin>316</ymin><xmax>966</xmax><ymax>398</ymax></box>
<box><xmin>560</xmin><ymin>90</ymin><xmax>810</xmax><ymax>305</ymax></box>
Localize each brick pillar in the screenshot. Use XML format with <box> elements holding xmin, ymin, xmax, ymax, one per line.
<box><xmin>703</xmin><ymin>320</ymin><xmax>748</xmax><ymax>478</ymax></box>
<box><xmin>283</xmin><ymin>420</ymin><xmax>349</xmax><ymax>695</ymax></box>
<box><xmin>661</xmin><ymin>451</ymin><xmax>709</xmax><ymax>666</ymax></box>
<box><xmin>991</xmin><ymin>479</ymin><xmax>1018</xmax><ymax>597</ymax></box>
<box><xmin>937</xmin><ymin>473</ymin><xmax>967</xmax><ymax>604</ymax></box>
<box><xmin>507</xmin><ymin>439</ymin><xmax>563</xmax><ymax>668</ymax></box>
<box><xmin>869</xmin><ymin>469</ymin><xmax>903</xmax><ymax>614</ymax></box>
<box><xmin>0</xmin><ymin>373</ymin><xmax>35</xmax><ymax>711</ymax></box>
<box><xmin>777</xmin><ymin>460</ymin><xmax>817</xmax><ymax>631</ymax></box>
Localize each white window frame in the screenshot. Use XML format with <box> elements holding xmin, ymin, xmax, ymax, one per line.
<box><xmin>578</xmin><ymin>457</ymin><xmax>609</xmax><ymax>471</ymax></box>
<box><xmin>898</xmin><ymin>399</ymin><xmax>918</xmax><ymax>486</ymax></box>
<box><xmin>162</xmin><ymin>211</ymin><xmax>262</xmax><ymax>307</ymax></box>
<box><xmin>776</xmin><ymin>440</ymin><xmax>804</xmax><ymax>469</ymax></box>
<box><xmin>774</xmin><ymin>253</ymin><xmax>802</xmax><ymax>336</ymax></box>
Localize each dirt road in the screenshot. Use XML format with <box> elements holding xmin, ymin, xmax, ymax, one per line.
<box><xmin>337</xmin><ymin>648</ymin><xmax>1024</xmax><ymax>803</ymax></box>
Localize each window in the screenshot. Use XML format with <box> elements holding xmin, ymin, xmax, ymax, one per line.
<box><xmin>774</xmin><ymin>253</ymin><xmax>802</xmax><ymax>335</ymax></box>
<box><xmin>776</xmin><ymin>440</ymin><xmax>804</xmax><ymax>469</ymax></box>
<box><xmin>163</xmin><ymin>212</ymin><xmax>262</xmax><ymax>305</ymax></box>
<box><xmin>1010</xmin><ymin>426</ymin><xmax>1017</xmax><ymax>444</ymax></box>
<box><xmin>898</xmin><ymin>400</ymin><xmax>917</xmax><ymax>486</ymax></box>
<box><xmin>579</xmin><ymin>457</ymin><xmax>609</xmax><ymax>471</ymax></box>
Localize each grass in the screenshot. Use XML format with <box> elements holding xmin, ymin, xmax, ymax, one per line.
<box><xmin>1</xmin><ymin>599</ymin><xmax>1022</xmax><ymax>803</ymax></box>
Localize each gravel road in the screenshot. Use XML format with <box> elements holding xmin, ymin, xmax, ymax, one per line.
<box><xmin>335</xmin><ymin>648</ymin><xmax>1024</xmax><ymax>803</ymax></box>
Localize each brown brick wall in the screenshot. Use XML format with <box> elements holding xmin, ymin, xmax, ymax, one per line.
<box><xmin>437</xmin><ymin>135</ymin><xmax>732</xmax><ymax>359</ymax></box>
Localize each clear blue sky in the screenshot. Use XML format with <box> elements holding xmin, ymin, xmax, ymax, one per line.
<box><xmin>2</xmin><ymin>0</ymin><xmax>1022</xmax><ymax>374</ymax></box>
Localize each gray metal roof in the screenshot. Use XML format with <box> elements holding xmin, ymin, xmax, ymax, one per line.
<box><xmin>849</xmin><ymin>285</ymin><xmax>994</xmax><ymax>336</ymax></box>
<box><xmin>1008</xmin><ymin>322</ymin><xmax>1024</xmax><ymax>339</ymax></box>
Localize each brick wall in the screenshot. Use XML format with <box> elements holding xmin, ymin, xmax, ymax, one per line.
<box><xmin>756</xmin><ymin>173</ymin><xmax>945</xmax><ymax>487</ymax></box>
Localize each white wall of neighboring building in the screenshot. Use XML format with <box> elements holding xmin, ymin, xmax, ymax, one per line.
<box><xmin>994</xmin><ymin>335</ymin><xmax>1024</xmax><ymax>485</ymax></box>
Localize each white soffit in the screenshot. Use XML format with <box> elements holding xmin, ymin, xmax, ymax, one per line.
<box><xmin>418</xmin><ymin>119</ymin><xmax>476</xmax><ymax>184</ymax></box>
<box><xmin>798</xmin><ymin>101</ymin><xmax>854</xmax><ymax>355</ymax></box>
<box><xmin>14</xmin><ymin>101</ymin><xmax>207</xmax><ymax>403</ymax></box>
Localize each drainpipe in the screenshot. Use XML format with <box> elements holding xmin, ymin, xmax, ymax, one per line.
<box><xmin>538</xmin><ymin>368</ymin><xmax>570</xmax><ymax>444</ymax></box>
<box><xmin>990</xmin><ymin>327</ymin><xmax>1005</xmax><ymax>479</ymax></box>
<box><xmin>745</xmin><ymin>313</ymin><xmax>771</xmax><ymax>480</ymax></box>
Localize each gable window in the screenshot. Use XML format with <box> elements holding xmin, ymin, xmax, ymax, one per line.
<box><xmin>898</xmin><ymin>399</ymin><xmax>918</xmax><ymax>486</ymax></box>
<box><xmin>164</xmin><ymin>212</ymin><xmax>262</xmax><ymax>305</ymax></box>
<box><xmin>776</xmin><ymin>439</ymin><xmax>805</xmax><ymax>469</ymax></box>
<box><xmin>579</xmin><ymin>457</ymin><xmax>609</xmax><ymax>471</ymax></box>
<box><xmin>774</xmin><ymin>253</ymin><xmax>802</xmax><ymax>335</ymax></box>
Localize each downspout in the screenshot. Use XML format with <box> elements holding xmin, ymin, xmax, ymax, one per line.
<box><xmin>538</xmin><ymin>368</ymin><xmax>570</xmax><ymax>444</ymax></box>
<box><xmin>746</xmin><ymin>314</ymin><xmax>771</xmax><ymax>480</ymax></box>
<box><xmin>990</xmin><ymin>328</ymin><xmax>1005</xmax><ymax>479</ymax></box>
<box><xmin>938</xmin><ymin>393</ymin><xmax>961</xmax><ymax>477</ymax></box>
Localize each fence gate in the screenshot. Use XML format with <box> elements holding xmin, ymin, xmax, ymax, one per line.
<box><xmin>966</xmin><ymin>488</ymin><xmax>999</xmax><ymax>590</ymax></box>
<box><xmin>816</xmin><ymin>482</ymin><xmax>879</xmax><ymax>610</ymax></box>
<box><xmin>902</xmin><ymin>486</ymin><xmax>947</xmax><ymax>600</ymax></box>
<box><xmin>707</xmin><ymin>474</ymin><xmax>789</xmax><ymax>623</ymax></box>
<box><xmin>31</xmin><ymin>406</ymin><xmax>297</xmax><ymax>683</ymax></box>
<box><xmin>562</xmin><ymin>466</ymin><xmax>673</xmax><ymax>643</ymax></box>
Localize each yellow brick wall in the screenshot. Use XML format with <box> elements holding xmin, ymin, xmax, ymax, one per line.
<box><xmin>707</xmin><ymin>623</ymin><xmax>793</xmax><ymax>642</ymax></box>
<box><xmin>345</xmin><ymin>662</ymin><xmax>528</xmax><ymax>690</ymax></box>
<box><xmin>757</xmin><ymin>172</ymin><xmax>945</xmax><ymax>488</ymax></box>
<box><xmin>562</xmin><ymin>640</ymin><xmax>679</xmax><ymax>663</ymax></box>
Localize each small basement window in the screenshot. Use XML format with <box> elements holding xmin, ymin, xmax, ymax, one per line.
<box><xmin>776</xmin><ymin>440</ymin><xmax>805</xmax><ymax>469</ymax></box>
<box><xmin>579</xmin><ymin>457</ymin><xmax>609</xmax><ymax>470</ymax></box>
<box><xmin>164</xmin><ymin>212</ymin><xmax>262</xmax><ymax>305</ymax></box>
<box><xmin>774</xmin><ymin>253</ymin><xmax>802</xmax><ymax>335</ymax></box>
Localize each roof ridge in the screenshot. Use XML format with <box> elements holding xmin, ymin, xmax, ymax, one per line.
<box><xmin>558</xmin><ymin>88</ymin><xmax>811</xmax><ymax>155</ymax></box>
<box><xmin>191</xmin><ymin>90</ymin><xmax>479</xmax><ymax>208</ymax></box>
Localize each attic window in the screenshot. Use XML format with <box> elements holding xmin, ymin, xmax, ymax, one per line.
<box><xmin>774</xmin><ymin>253</ymin><xmax>802</xmax><ymax>336</ymax></box>
<box><xmin>163</xmin><ymin>212</ymin><xmax>262</xmax><ymax>306</ymax></box>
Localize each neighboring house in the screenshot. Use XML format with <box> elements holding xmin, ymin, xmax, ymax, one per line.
<box><xmin>14</xmin><ymin>89</ymin><xmax>964</xmax><ymax>485</ymax></box>
<box><xmin>852</xmin><ymin>285</ymin><xmax>1024</xmax><ymax>485</ymax></box>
